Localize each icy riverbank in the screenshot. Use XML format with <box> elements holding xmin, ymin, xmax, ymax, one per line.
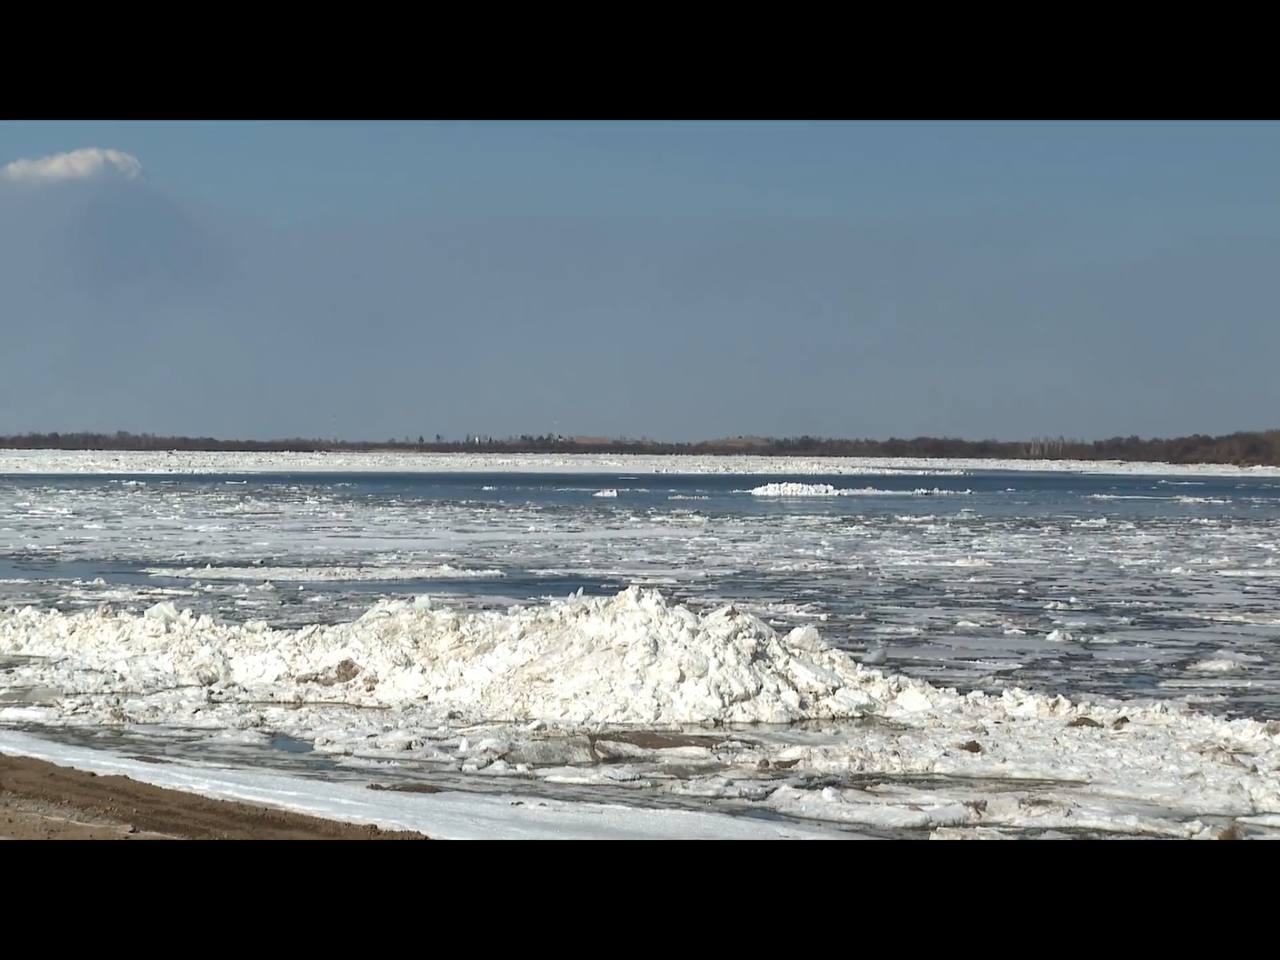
<box><xmin>4</xmin><ymin>449</ymin><xmax>1279</xmax><ymax>478</ymax></box>
<box><xmin>2</xmin><ymin>588</ymin><xmax>1276</xmax><ymax>837</ymax></box>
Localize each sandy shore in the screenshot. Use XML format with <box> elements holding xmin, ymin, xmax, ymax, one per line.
<box><xmin>0</xmin><ymin>753</ymin><xmax>427</xmax><ymax>840</ymax></box>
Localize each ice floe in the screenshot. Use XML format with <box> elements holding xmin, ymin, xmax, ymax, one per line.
<box><xmin>748</xmin><ymin>483</ymin><xmax>971</xmax><ymax>497</ymax></box>
<box><xmin>144</xmin><ymin>564</ymin><xmax>504</xmax><ymax>582</ymax></box>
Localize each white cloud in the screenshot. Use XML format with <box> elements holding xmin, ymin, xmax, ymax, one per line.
<box><xmin>1</xmin><ymin>147</ymin><xmax>144</xmax><ymax>183</ymax></box>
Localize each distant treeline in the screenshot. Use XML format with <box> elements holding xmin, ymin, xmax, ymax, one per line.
<box><xmin>4</xmin><ymin>429</ymin><xmax>1280</xmax><ymax>465</ymax></box>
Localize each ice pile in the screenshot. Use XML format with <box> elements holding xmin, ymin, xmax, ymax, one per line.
<box><xmin>750</xmin><ymin>482</ymin><xmax>845</xmax><ymax>497</ymax></box>
<box><xmin>0</xmin><ymin>587</ymin><xmax>887</xmax><ymax>725</ymax></box>
<box><xmin>749</xmin><ymin>483</ymin><xmax>971</xmax><ymax>497</ymax></box>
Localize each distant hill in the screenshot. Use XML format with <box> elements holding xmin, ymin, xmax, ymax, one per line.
<box><xmin>4</xmin><ymin>429</ymin><xmax>1280</xmax><ymax>466</ymax></box>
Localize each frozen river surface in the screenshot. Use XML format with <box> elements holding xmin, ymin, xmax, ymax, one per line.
<box><xmin>2</xmin><ymin>457</ymin><xmax>1278</xmax><ymax>838</ymax></box>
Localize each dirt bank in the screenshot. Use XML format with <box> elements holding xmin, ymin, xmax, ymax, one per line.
<box><xmin>0</xmin><ymin>753</ymin><xmax>427</xmax><ymax>840</ymax></box>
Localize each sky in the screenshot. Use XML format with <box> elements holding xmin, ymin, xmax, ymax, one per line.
<box><xmin>1</xmin><ymin>120</ymin><xmax>1277</xmax><ymax>443</ymax></box>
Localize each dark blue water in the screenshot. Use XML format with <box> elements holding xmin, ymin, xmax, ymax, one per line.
<box><xmin>9</xmin><ymin>467</ymin><xmax>1280</xmax><ymax>514</ymax></box>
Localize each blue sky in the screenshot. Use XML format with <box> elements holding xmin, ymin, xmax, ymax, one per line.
<box><xmin>2</xmin><ymin>121</ymin><xmax>1277</xmax><ymax>441</ymax></box>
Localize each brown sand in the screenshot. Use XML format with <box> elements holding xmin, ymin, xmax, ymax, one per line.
<box><xmin>0</xmin><ymin>753</ymin><xmax>427</xmax><ymax>840</ymax></box>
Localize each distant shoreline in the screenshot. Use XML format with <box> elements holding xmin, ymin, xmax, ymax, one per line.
<box><xmin>2</xmin><ymin>428</ymin><xmax>1279</xmax><ymax>467</ymax></box>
